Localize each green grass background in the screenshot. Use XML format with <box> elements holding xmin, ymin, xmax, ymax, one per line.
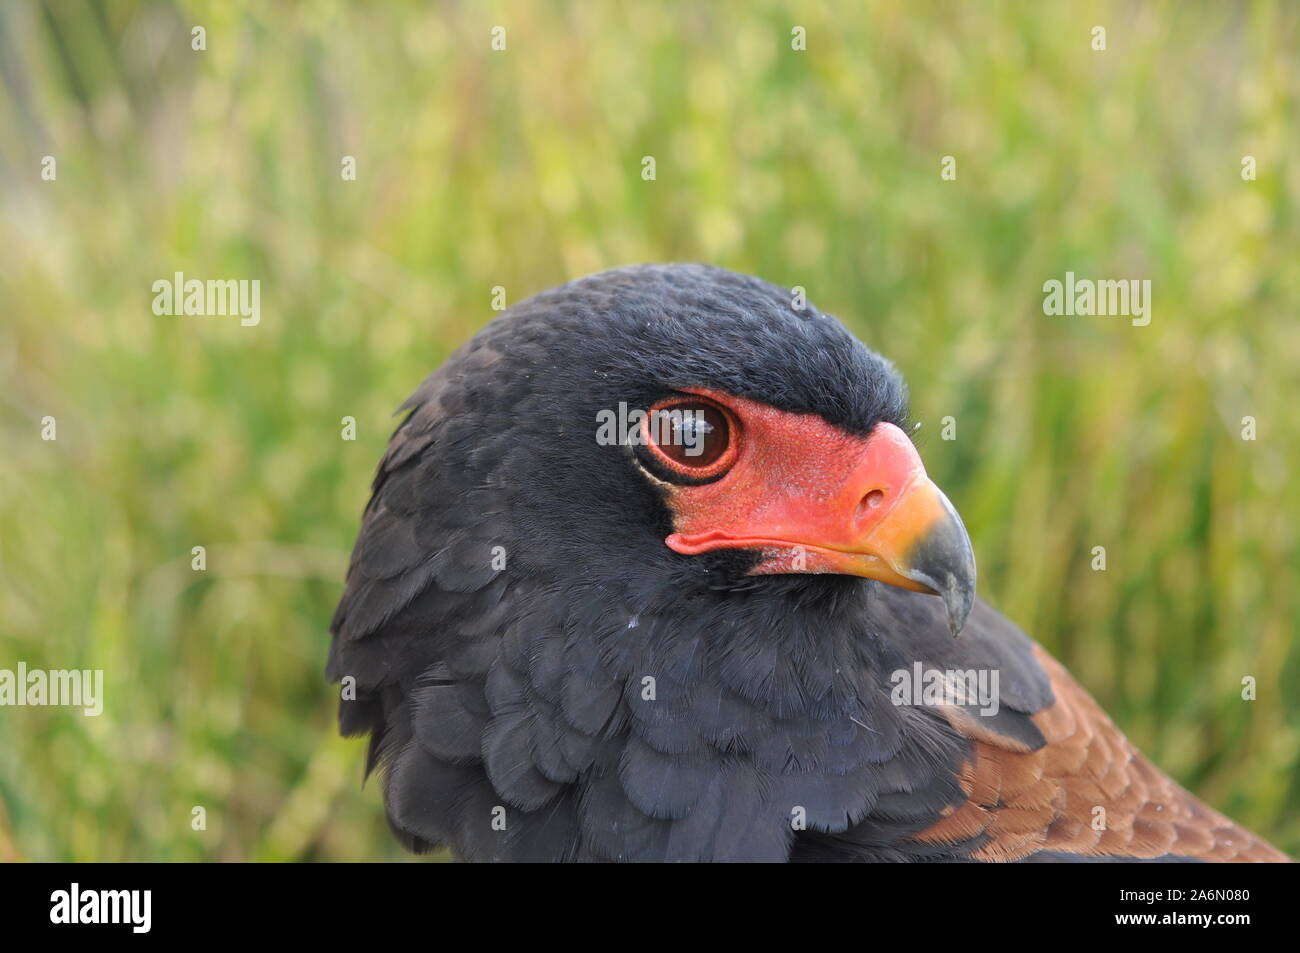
<box><xmin>0</xmin><ymin>0</ymin><xmax>1296</xmax><ymax>861</ymax></box>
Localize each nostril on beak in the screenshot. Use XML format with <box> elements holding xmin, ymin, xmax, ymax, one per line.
<box><xmin>856</xmin><ymin>488</ymin><xmax>886</xmax><ymax>525</ymax></box>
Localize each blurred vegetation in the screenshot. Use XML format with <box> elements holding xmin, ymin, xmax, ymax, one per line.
<box><xmin>0</xmin><ymin>0</ymin><xmax>1296</xmax><ymax>861</ymax></box>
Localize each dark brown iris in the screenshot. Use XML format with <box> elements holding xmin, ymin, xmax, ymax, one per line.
<box><xmin>645</xmin><ymin>399</ymin><xmax>733</xmax><ymax>475</ymax></box>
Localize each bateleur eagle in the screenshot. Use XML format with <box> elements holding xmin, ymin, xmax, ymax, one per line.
<box><xmin>327</xmin><ymin>264</ymin><xmax>1287</xmax><ymax>863</ymax></box>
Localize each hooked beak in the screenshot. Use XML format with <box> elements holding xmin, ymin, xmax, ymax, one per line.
<box><xmin>665</xmin><ymin>414</ymin><xmax>976</xmax><ymax>636</ymax></box>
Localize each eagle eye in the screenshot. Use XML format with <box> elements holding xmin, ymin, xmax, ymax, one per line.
<box><xmin>641</xmin><ymin>397</ymin><xmax>737</xmax><ymax>481</ymax></box>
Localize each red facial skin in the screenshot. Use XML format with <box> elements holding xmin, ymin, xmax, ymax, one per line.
<box><xmin>642</xmin><ymin>388</ymin><xmax>976</xmax><ymax>632</ymax></box>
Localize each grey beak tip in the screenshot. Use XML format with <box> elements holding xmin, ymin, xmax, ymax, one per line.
<box><xmin>896</xmin><ymin>489</ymin><xmax>977</xmax><ymax>638</ymax></box>
<box><xmin>943</xmin><ymin>580</ymin><xmax>975</xmax><ymax>638</ymax></box>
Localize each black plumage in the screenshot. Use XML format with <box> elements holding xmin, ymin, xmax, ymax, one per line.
<box><xmin>327</xmin><ymin>264</ymin><xmax>1286</xmax><ymax>863</ymax></box>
